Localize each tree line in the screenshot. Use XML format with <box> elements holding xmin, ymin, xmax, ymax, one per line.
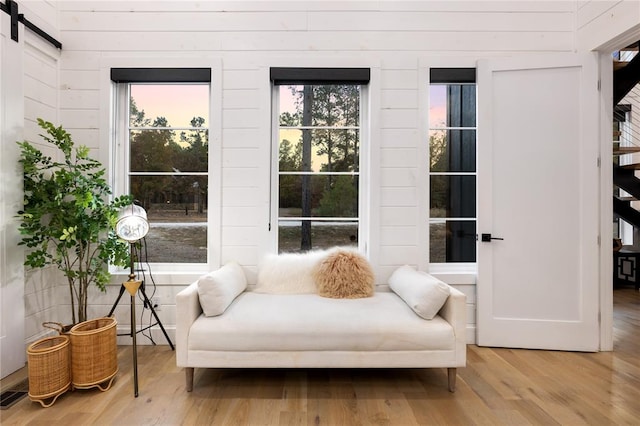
<box><xmin>279</xmin><ymin>85</ymin><xmax>360</xmax><ymax>250</ymax></box>
<box><xmin>129</xmin><ymin>98</ymin><xmax>208</xmax><ymax>216</ymax></box>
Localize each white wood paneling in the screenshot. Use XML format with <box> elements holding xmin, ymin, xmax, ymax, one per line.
<box><xmin>58</xmin><ymin>1</ymin><xmax>575</xmax><ymax>13</ymax></box>
<box><xmin>23</xmin><ymin>49</ymin><xmax>57</xmax><ymax>87</ymax></box>
<box><xmin>380</xmin><ymin>109</ymin><xmax>419</xmax><ymax>129</ymax></box>
<box><xmin>59</xmin><ymin>30</ymin><xmax>575</xmax><ymax>53</ymax></box>
<box><xmin>381</xmin><ymin>70</ymin><xmax>419</xmax><ymax>89</ymax></box>
<box><xmin>380</xmin><ymin>226</ymin><xmax>419</xmax><ymax>246</ymax></box>
<box><xmin>380</xmin><ymin>148</ymin><xmax>419</xmax><ymax>168</ymax></box>
<box><xmin>223</xmin><ymin>109</ymin><xmax>260</xmax><ymax>129</ymax></box>
<box><xmin>221</xmin><ymin>246</ymin><xmax>262</xmax><ymax>268</ymax></box>
<box><xmin>222</xmin><ymin>206</ymin><xmax>262</xmax><ymax>227</ymax></box>
<box><xmin>380</xmin><ymin>128</ymin><xmax>420</xmax><ymax>148</ymax></box>
<box><xmin>223</xmin><ymin>167</ymin><xmax>260</xmax><ymax>187</ymax></box>
<box><xmin>47</xmin><ymin>0</ymin><xmax>613</xmax><ymax>347</ymax></box>
<box><xmin>380</xmin><ymin>207</ymin><xmax>418</xmax><ymax>227</ymax></box>
<box><xmin>380</xmin><ymin>187</ymin><xmax>417</xmax><ymax>207</ymax></box>
<box><xmin>378</xmin><ymin>246</ymin><xmax>420</xmax><ymax>267</ymax></box>
<box><xmin>222</xmin><ymin>147</ymin><xmax>261</xmax><ymax>168</ymax></box>
<box><xmin>222</xmin><ymin>69</ymin><xmax>261</xmax><ymax>89</ymax></box>
<box><xmin>60</xmin><ymin>11</ymin><xmax>309</xmax><ymax>32</ymax></box>
<box><xmin>380</xmin><ymin>168</ymin><xmax>417</xmax><ymax>187</ymax></box>
<box><xmin>224</xmin><ymin>89</ymin><xmax>260</xmax><ymax>109</ymax></box>
<box><xmin>19</xmin><ymin>0</ymin><xmax>59</xmax><ymax>40</ymax></box>
<box><xmin>59</xmin><ymin>89</ymin><xmax>99</xmax><ymax>110</ymax></box>
<box><xmin>15</xmin><ymin>2</ymin><xmax>62</xmax><ymax>351</ymax></box>
<box><xmin>222</xmin><ymin>227</ymin><xmax>262</xmax><ymax>246</ymax></box>
<box><xmin>381</xmin><ymin>89</ymin><xmax>418</xmax><ymax>109</ymax></box>
<box><xmin>24</xmin><ymin>97</ymin><xmax>56</xmax><ymax>124</ymax></box>
<box><xmin>222</xmin><ymin>187</ymin><xmax>261</xmax><ymax>206</ymax></box>
<box><xmin>577</xmin><ymin>0</ymin><xmax>640</xmax><ymax>51</ymax></box>
<box><xmin>1</xmin><ymin>13</ymin><xmax>26</xmax><ymax>378</ymax></box>
<box><xmin>24</xmin><ymin>76</ymin><xmax>57</xmax><ymax>106</ymax></box>
<box><xmin>223</xmin><ymin>128</ymin><xmax>262</xmax><ymax>148</ymax></box>
<box><xmin>60</xmin><ymin>69</ymin><xmax>100</xmax><ymax>90</ymax></box>
<box><xmin>308</xmin><ymin>11</ymin><xmax>572</xmax><ymax>32</ymax></box>
<box><xmin>59</xmin><ymin>108</ymin><xmax>99</xmax><ymax>129</ymax></box>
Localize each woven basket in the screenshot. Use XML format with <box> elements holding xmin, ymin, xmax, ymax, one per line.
<box><xmin>69</xmin><ymin>317</ymin><xmax>118</xmax><ymax>391</ymax></box>
<box><xmin>27</xmin><ymin>335</ymin><xmax>72</xmax><ymax>407</ymax></box>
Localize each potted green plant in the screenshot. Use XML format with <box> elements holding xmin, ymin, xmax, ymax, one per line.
<box><xmin>17</xmin><ymin>118</ymin><xmax>132</xmax><ymax>326</ymax></box>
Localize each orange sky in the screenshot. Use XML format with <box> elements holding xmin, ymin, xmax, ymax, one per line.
<box><xmin>129</xmin><ymin>83</ymin><xmax>447</xmax><ymax>131</ymax></box>
<box><xmin>130</xmin><ymin>84</ymin><xmax>209</xmax><ymax>128</ymax></box>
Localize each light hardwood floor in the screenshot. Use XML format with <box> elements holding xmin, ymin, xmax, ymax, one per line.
<box><xmin>2</xmin><ymin>287</ymin><xmax>640</xmax><ymax>425</ymax></box>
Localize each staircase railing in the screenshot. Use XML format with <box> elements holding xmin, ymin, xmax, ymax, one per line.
<box><xmin>613</xmin><ymin>55</ymin><xmax>640</xmax><ymax>232</ymax></box>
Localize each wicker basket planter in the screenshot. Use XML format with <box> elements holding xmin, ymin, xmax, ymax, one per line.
<box><xmin>27</xmin><ymin>335</ymin><xmax>72</xmax><ymax>407</ymax></box>
<box><xmin>69</xmin><ymin>317</ymin><xmax>118</xmax><ymax>391</ymax></box>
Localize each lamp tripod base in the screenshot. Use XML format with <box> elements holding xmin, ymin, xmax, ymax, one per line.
<box><xmin>107</xmin><ymin>277</ymin><xmax>175</xmax><ymax>397</ymax></box>
<box><xmin>107</xmin><ymin>280</ymin><xmax>175</xmax><ymax>350</ymax></box>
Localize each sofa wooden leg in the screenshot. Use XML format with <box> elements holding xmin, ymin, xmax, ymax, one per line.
<box><xmin>447</xmin><ymin>368</ymin><xmax>457</xmax><ymax>392</ymax></box>
<box><xmin>186</xmin><ymin>367</ymin><xmax>194</xmax><ymax>392</ymax></box>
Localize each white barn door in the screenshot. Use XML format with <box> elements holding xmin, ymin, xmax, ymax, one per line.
<box><xmin>0</xmin><ymin>13</ymin><xmax>25</xmax><ymax>378</ymax></box>
<box><xmin>476</xmin><ymin>54</ymin><xmax>601</xmax><ymax>351</ymax></box>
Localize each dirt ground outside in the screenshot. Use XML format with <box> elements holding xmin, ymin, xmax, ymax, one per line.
<box><xmin>138</xmin><ymin>209</ymin><xmax>455</xmax><ymax>263</ymax></box>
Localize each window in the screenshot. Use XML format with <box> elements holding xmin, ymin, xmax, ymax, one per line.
<box><xmin>429</xmin><ymin>68</ymin><xmax>477</xmax><ymax>263</ymax></box>
<box><xmin>112</xmin><ymin>68</ymin><xmax>211</xmax><ymax>264</ymax></box>
<box><xmin>271</xmin><ymin>68</ymin><xmax>369</xmax><ymax>253</ymax></box>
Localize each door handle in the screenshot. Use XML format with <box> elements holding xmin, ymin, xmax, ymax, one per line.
<box><xmin>481</xmin><ymin>233</ymin><xmax>504</xmax><ymax>242</ymax></box>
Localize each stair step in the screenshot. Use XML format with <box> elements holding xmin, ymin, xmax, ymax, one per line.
<box><xmin>616</xmin><ymin>195</ymin><xmax>638</xmax><ymax>202</ymax></box>
<box><xmin>614</xmin><ymin>147</ymin><xmax>640</xmax><ymax>155</ymax></box>
<box><xmin>614</xmin><ymin>60</ymin><xmax>628</xmax><ymax>71</ymax></box>
<box><xmin>621</xmin><ymin>163</ymin><xmax>640</xmax><ymax>170</ymax></box>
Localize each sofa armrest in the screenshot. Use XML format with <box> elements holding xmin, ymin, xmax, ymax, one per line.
<box><xmin>438</xmin><ymin>286</ymin><xmax>467</xmax><ymax>365</ymax></box>
<box><xmin>175</xmin><ymin>281</ymin><xmax>202</xmax><ymax>367</ymax></box>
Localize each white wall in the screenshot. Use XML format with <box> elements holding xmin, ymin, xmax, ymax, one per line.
<box><xmin>577</xmin><ymin>0</ymin><xmax>640</xmax><ymax>52</ymax></box>
<box><xmin>51</xmin><ymin>0</ymin><xmax>583</xmax><ymax>345</ymax></box>
<box><xmin>9</xmin><ymin>1</ymin><xmax>62</xmax><ymax>345</ymax></box>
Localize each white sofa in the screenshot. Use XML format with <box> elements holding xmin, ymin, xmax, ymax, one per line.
<box><xmin>176</xmin><ymin>252</ymin><xmax>467</xmax><ymax>392</ymax></box>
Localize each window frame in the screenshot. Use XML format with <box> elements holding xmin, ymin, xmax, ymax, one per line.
<box><xmin>420</xmin><ymin>64</ymin><xmax>478</xmax><ymax>274</ymax></box>
<box><xmin>269</xmin><ymin>68</ymin><xmax>371</xmax><ymax>255</ymax></box>
<box><xmin>105</xmin><ymin>62</ymin><xmax>222</xmax><ymax>278</ymax></box>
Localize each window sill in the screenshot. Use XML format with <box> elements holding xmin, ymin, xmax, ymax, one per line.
<box><xmin>429</xmin><ymin>263</ymin><xmax>477</xmax><ymax>285</ymax></box>
<box><xmin>108</xmin><ymin>264</ymin><xmax>210</xmax><ymax>286</ymax></box>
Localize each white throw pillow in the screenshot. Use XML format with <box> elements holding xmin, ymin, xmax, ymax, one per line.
<box><xmin>255</xmin><ymin>250</ymin><xmax>328</xmax><ymax>294</ymax></box>
<box><xmin>388</xmin><ymin>265</ymin><xmax>451</xmax><ymax>320</ymax></box>
<box><xmin>197</xmin><ymin>261</ymin><xmax>247</xmax><ymax>317</ymax></box>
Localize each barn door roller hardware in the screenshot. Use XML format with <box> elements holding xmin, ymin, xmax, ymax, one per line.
<box><xmin>0</xmin><ymin>0</ymin><xmax>62</xmax><ymax>49</ymax></box>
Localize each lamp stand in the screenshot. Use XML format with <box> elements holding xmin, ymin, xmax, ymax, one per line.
<box><xmin>123</xmin><ymin>275</ymin><xmax>141</xmax><ymax>397</ymax></box>
<box><xmin>107</xmin><ymin>249</ymin><xmax>174</xmax><ymax>397</ymax></box>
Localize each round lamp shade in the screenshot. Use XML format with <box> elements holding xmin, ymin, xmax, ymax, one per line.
<box><xmin>116</xmin><ymin>204</ymin><xmax>149</xmax><ymax>242</ymax></box>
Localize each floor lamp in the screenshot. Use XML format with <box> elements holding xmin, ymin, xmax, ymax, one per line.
<box><xmin>114</xmin><ymin>204</ymin><xmax>150</xmax><ymax>398</ymax></box>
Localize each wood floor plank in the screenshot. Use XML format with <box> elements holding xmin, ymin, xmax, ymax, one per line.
<box><xmin>1</xmin><ymin>287</ymin><xmax>639</xmax><ymax>425</ymax></box>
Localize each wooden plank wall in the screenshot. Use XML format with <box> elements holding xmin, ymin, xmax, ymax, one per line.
<box><xmin>577</xmin><ymin>0</ymin><xmax>640</xmax><ymax>51</ymax></box>
<box><xmin>50</xmin><ymin>0</ymin><xmax>580</xmax><ymax>346</ymax></box>
<box><xmin>10</xmin><ymin>1</ymin><xmax>593</xmax><ymax>346</ymax></box>
<box><xmin>18</xmin><ymin>0</ymin><xmax>61</xmax><ymax>344</ymax></box>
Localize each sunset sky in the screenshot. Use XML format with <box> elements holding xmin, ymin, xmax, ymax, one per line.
<box><xmin>130</xmin><ymin>84</ymin><xmax>210</xmax><ymax>128</ymax></box>
<box><xmin>128</xmin><ymin>83</ymin><xmax>449</xmax><ymax>132</ymax></box>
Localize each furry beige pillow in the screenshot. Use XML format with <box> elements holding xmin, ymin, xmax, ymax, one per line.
<box><xmin>314</xmin><ymin>250</ymin><xmax>374</xmax><ymax>299</ymax></box>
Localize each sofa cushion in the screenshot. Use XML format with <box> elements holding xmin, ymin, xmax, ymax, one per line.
<box><xmin>255</xmin><ymin>250</ymin><xmax>328</xmax><ymax>294</ymax></box>
<box><xmin>197</xmin><ymin>262</ymin><xmax>247</xmax><ymax>317</ymax></box>
<box><xmin>388</xmin><ymin>266</ymin><xmax>451</xmax><ymax>320</ymax></box>
<box><xmin>315</xmin><ymin>250</ymin><xmax>374</xmax><ymax>299</ymax></box>
<box><xmin>188</xmin><ymin>292</ymin><xmax>454</xmax><ymax>352</ymax></box>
